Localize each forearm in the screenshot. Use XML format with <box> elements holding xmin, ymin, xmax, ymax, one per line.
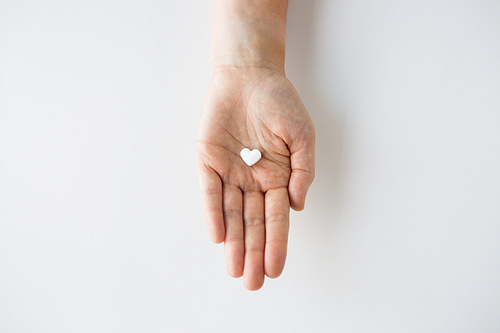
<box><xmin>211</xmin><ymin>0</ymin><xmax>288</xmax><ymax>74</ymax></box>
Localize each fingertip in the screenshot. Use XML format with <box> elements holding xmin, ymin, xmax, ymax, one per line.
<box><xmin>244</xmin><ymin>276</ymin><xmax>264</xmax><ymax>291</ymax></box>
<box><xmin>290</xmin><ymin>199</ymin><xmax>305</xmax><ymax>212</ymax></box>
<box><xmin>210</xmin><ymin>232</ymin><xmax>225</xmax><ymax>244</ymax></box>
<box><xmin>288</xmin><ymin>171</ymin><xmax>313</xmax><ymax>211</ymax></box>
<box><xmin>226</xmin><ymin>262</ymin><xmax>243</xmax><ymax>278</ymax></box>
<box><xmin>206</xmin><ymin>219</ymin><xmax>225</xmax><ymax>244</ymax></box>
<box><xmin>264</xmin><ymin>241</ymin><xmax>288</xmax><ymax>278</ymax></box>
<box><xmin>265</xmin><ymin>270</ymin><xmax>282</xmax><ymax>279</ymax></box>
<box><xmin>228</xmin><ymin>269</ymin><xmax>243</xmax><ymax>278</ymax></box>
<box><xmin>288</xmin><ymin>187</ymin><xmax>306</xmax><ymax>211</ymax></box>
<box><xmin>242</xmin><ymin>257</ymin><xmax>265</xmax><ymax>290</ymax></box>
<box><xmin>265</xmin><ymin>262</ymin><xmax>285</xmax><ymax>279</ymax></box>
<box><xmin>225</xmin><ymin>239</ymin><xmax>244</xmax><ymax>278</ymax></box>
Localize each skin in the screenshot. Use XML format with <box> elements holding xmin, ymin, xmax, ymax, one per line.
<box><xmin>196</xmin><ymin>0</ymin><xmax>315</xmax><ymax>291</ymax></box>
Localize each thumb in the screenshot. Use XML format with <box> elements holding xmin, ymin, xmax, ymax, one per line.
<box><xmin>288</xmin><ymin>127</ymin><xmax>315</xmax><ymax>211</ymax></box>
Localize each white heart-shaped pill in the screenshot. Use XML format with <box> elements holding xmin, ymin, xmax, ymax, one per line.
<box><xmin>240</xmin><ymin>148</ymin><xmax>262</xmax><ymax>167</ymax></box>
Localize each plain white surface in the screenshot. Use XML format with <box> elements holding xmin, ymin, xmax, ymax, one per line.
<box><xmin>1</xmin><ymin>0</ymin><xmax>499</xmax><ymax>332</ymax></box>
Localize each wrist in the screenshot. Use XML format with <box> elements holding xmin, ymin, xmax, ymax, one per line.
<box><xmin>211</xmin><ymin>0</ymin><xmax>288</xmax><ymax>74</ymax></box>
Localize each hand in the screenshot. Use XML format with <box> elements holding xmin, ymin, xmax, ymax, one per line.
<box><xmin>196</xmin><ymin>67</ymin><xmax>315</xmax><ymax>290</ymax></box>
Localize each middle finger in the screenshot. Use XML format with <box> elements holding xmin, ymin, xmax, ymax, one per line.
<box><xmin>242</xmin><ymin>190</ymin><xmax>265</xmax><ymax>290</ymax></box>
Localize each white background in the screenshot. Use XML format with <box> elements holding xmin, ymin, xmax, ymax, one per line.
<box><xmin>1</xmin><ymin>0</ymin><xmax>499</xmax><ymax>332</ymax></box>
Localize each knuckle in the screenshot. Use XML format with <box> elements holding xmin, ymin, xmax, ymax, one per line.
<box><xmin>266</xmin><ymin>214</ymin><xmax>288</xmax><ymax>224</ymax></box>
<box><xmin>224</xmin><ymin>236</ymin><xmax>244</xmax><ymax>244</ymax></box>
<box><xmin>244</xmin><ymin>217</ymin><xmax>264</xmax><ymax>228</ymax></box>
<box><xmin>205</xmin><ymin>206</ymin><xmax>222</xmax><ymax>214</ymax></box>
<box><xmin>223</xmin><ymin>208</ymin><xmax>242</xmax><ymax>219</ymax></box>
<box><xmin>245</xmin><ymin>248</ymin><xmax>264</xmax><ymax>255</ymax></box>
<box><xmin>204</xmin><ymin>187</ymin><xmax>222</xmax><ymax>196</ymax></box>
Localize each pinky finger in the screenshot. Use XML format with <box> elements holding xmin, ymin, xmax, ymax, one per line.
<box><xmin>198</xmin><ymin>165</ymin><xmax>225</xmax><ymax>243</ymax></box>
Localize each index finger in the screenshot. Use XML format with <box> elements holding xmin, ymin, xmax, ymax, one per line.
<box><xmin>264</xmin><ymin>187</ymin><xmax>290</xmax><ymax>278</ymax></box>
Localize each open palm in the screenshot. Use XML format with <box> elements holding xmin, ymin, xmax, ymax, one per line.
<box><xmin>196</xmin><ymin>68</ymin><xmax>315</xmax><ymax>290</ymax></box>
